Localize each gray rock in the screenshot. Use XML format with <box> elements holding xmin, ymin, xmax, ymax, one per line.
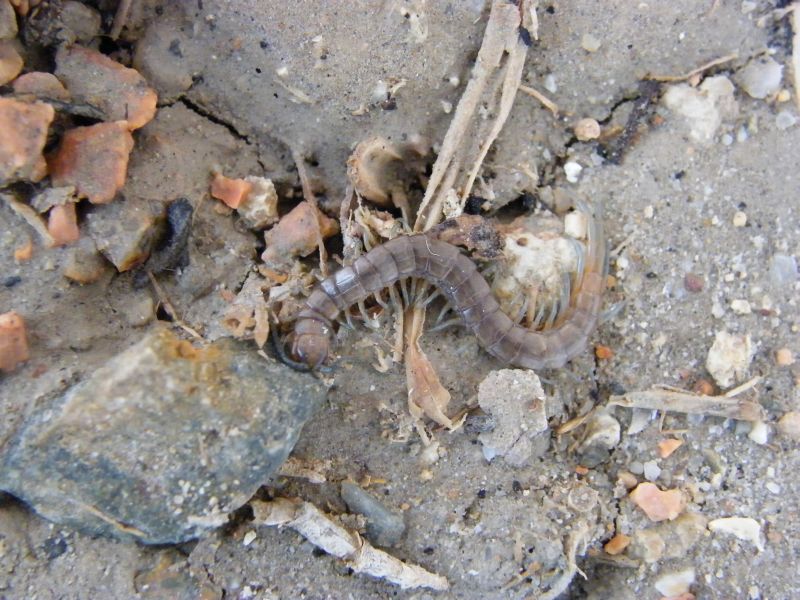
<box><xmin>736</xmin><ymin>56</ymin><xmax>782</xmax><ymax>99</ymax></box>
<box><xmin>0</xmin><ymin>328</ymin><xmax>325</xmax><ymax>544</ymax></box>
<box><xmin>340</xmin><ymin>482</ymin><xmax>405</xmax><ymax>547</ymax></box>
<box><xmin>0</xmin><ymin>0</ymin><xmax>17</xmax><ymax>41</ymax></box>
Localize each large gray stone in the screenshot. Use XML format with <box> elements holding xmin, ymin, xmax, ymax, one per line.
<box><xmin>0</xmin><ymin>328</ymin><xmax>325</xmax><ymax>544</ymax></box>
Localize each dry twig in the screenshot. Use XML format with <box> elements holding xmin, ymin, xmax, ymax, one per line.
<box><xmin>292</xmin><ymin>148</ymin><xmax>329</xmax><ymax>277</ymax></box>
<box><xmin>646</xmin><ymin>53</ymin><xmax>738</xmax><ymax>83</ymax></box>
<box><xmin>519</xmin><ymin>84</ymin><xmax>559</xmax><ymax>116</ymax></box>
<box><xmin>252</xmin><ymin>498</ymin><xmax>449</xmax><ymax>591</ymax></box>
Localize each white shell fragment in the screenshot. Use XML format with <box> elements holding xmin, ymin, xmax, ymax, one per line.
<box><xmin>705</xmin><ymin>331</ymin><xmax>754</xmax><ymax>389</ymax></box>
<box><xmin>654</xmin><ymin>568</ymin><xmax>696</xmax><ymax>597</ymax></box>
<box><xmin>564</xmin><ymin>161</ymin><xmax>583</xmax><ymax>183</ymax></box>
<box><xmin>662</xmin><ymin>76</ymin><xmax>738</xmax><ymax>144</ymax></box>
<box><xmin>736</xmin><ymin>56</ymin><xmax>783</xmax><ymax>99</ymax></box>
<box><xmin>708</xmin><ymin>517</ymin><xmax>764</xmax><ymax>552</ymax></box>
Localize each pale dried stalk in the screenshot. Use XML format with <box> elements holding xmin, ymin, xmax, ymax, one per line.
<box><xmin>1</xmin><ymin>192</ymin><xmax>55</xmax><ymax>247</ymax></box>
<box><xmin>646</xmin><ymin>53</ymin><xmax>738</xmax><ymax>83</ymax></box>
<box><xmin>518</xmin><ymin>84</ymin><xmax>559</xmax><ymax>116</ymax></box>
<box><xmin>292</xmin><ymin>148</ymin><xmax>329</xmax><ymax>277</ymax></box>
<box><xmin>414</xmin><ymin>0</ymin><xmax>526</xmax><ymax>231</ymax></box>
<box><xmin>792</xmin><ymin>3</ymin><xmax>800</xmax><ymax>112</ymax></box>
<box><xmin>608</xmin><ymin>384</ymin><xmax>766</xmax><ymax>422</ymax></box>
<box><xmin>252</xmin><ymin>498</ymin><xmax>449</xmax><ymax>591</ymax></box>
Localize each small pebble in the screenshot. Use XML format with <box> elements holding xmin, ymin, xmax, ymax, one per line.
<box><xmin>775</xmin><ymin>110</ymin><xmax>797</xmax><ymax>130</ymax></box>
<box><xmin>581</xmin><ymin>33</ymin><xmax>601</xmax><ymax>52</ymax></box>
<box><xmin>730</xmin><ymin>299</ymin><xmax>751</xmax><ymax>315</ymax></box>
<box><xmin>775</xmin><ymin>348</ymin><xmax>794</xmax><ymax>366</ymax></box>
<box><xmin>617</xmin><ymin>471</ymin><xmax>639</xmax><ymax>490</ymax></box>
<box><xmin>604</xmin><ymin>533</ymin><xmax>631</xmax><ymax>555</ymax></box>
<box><xmin>765</xmin><ymin>481</ymin><xmax>780</xmax><ymax>494</ymax></box>
<box><xmin>543</xmin><ymin>73</ymin><xmax>557</xmax><ymax>93</ymax></box>
<box><xmin>629</xmin><ymin>482</ymin><xmax>684</xmax><ymax>522</ymax></box>
<box><xmin>776</xmin><ymin>412</ymin><xmax>800</xmax><ymax>441</ymax></box>
<box><xmin>683</xmin><ymin>273</ymin><xmax>704</xmax><ymax>293</ymax></box>
<box><xmin>0</xmin><ymin>311</ymin><xmax>29</xmax><ymax>372</ymax></box>
<box><xmin>643</xmin><ymin>205</ymin><xmax>654</xmax><ymax>219</ymax></box>
<box><xmin>643</xmin><ymin>460</ymin><xmax>661</xmax><ymax>482</ymax></box>
<box><xmin>574</xmin><ymin>117</ymin><xmax>601</xmax><ymax>141</ymax></box>
<box><xmin>594</xmin><ymin>344</ymin><xmax>614</xmax><ymax>360</ymax></box>
<box><xmin>658</xmin><ymin>438</ymin><xmax>683</xmax><ymax>459</ymax></box>
<box><xmin>211</xmin><ymin>173</ymin><xmax>252</xmax><ymax>209</ymax></box>
<box><xmin>655</xmin><ymin>568</ymin><xmax>695</xmax><ymax>597</ymax></box>
<box><xmin>769</xmin><ymin>253</ymin><xmax>797</xmax><ymax>287</ymax></box>
<box><xmin>564</xmin><ymin>161</ymin><xmax>582</xmax><ymax>183</ymax></box>
<box><xmin>736</xmin><ymin>56</ymin><xmax>783</xmax><ymax>99</ymax></box>
<box><xmin>242</xmin><ymin>530</ymin><xmax>257</xmax><ymax>546</ymax></box>
<box><xmin>708</xmin><ymin>517</ymin><xmax>764</xmax><ymax>551</ymax></box>
<box><xmin>732</xmin><ymin>211</ymin><xmax>747</xmax><ymax>227</ymax></box>
<box><xmin>0</xmin><ymin>0</ymin><xmax>18</xmax><ymax>40</ymax></box>
<box><xmin>0</xmin><ymin>39</ymin><xmax>22</xmax><ymax>85</ymax></box>
<box><xmin>747</xmin><ymin>420</ymin><xmax>769</xmax><ymax>445</ymax></box>
<box><xmin>705</xmin><ymin>331</ymin><xmax>754</xmax><ymax>389</ymax></box>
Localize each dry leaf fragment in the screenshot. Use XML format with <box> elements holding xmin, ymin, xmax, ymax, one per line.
<box><xmin>603</xmin><ymin>533</ymin><xmax>631</xmax><ymax>555</ymax></box>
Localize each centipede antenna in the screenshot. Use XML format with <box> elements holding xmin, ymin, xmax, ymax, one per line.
<box><xmin>428</xmin><ymin>317</ymin><xmax>463</xmax><ymax>333</ymax></box>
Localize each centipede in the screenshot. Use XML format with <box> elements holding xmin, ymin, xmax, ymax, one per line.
<box><xmin>289</xmin><ymin>203</ymin><xmax>606</xmax><ymax>371</ymax></box>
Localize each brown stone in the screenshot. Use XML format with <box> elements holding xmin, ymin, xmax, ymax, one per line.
<box><xmin>0</xmin><ymin>40</ymin><xmax>22</xmax><ymax>85</ymax></box>
<box><xmin>0</xmin><ymin>97</ymin><xmax>54</xmax><ymax>183</ymax></box>
<box><xmin>49</xmin><ymin>121</ymin><xmax>134</xmax><ymax>204</ymax></box>
<box><xmin>0</xmin><ymin>311</ymin><xmax>29</xmax><ymax>372</ymax></box>
<box><xmin>47</xmin><ymin>202</ymin><xmax>80</xmax><ymax>246</ymax></box>
<box><xmin>56</xmin><ymin>45</ymin><xmax>157</xmax><ymax>130</ymax></box>
<box><xmin>11</xmin><ymin>71</ymin><xmax>70</xmax><ymax>100</ymax></box>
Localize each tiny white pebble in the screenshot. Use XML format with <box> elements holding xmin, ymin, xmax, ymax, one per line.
<box><xmin>731</xmin><ymin>299</ymin><xmax>752</xmax><ymax>315</ymax></box>
<box><xmin>564</xmin><ymin>161</ymin><xmax>583</xmax><ymax>183</ymax></box>
<box><xmin>776</xmin><ymin>110</ymin><xmax>797</xmax><ymax>130</ymax></box>
<box><xmin>733</xmin><ymin>211</ymin><xmax>747</xmax><ymax>227</ymax></box>
<box><xmin>544</xmin><ymin>73</ymin><xmax>557</xmax><ymax>93</ymax></box>
<box><xmin>448</xmin><ymin>76</ymin><xmax>460</xmax><ymax>87</ymax></box>
<box><xmin>581</xmin><ymin>33</ymin><xmax>602</xmax><ymax>52</ymax></box>
<box><xmin>441</xmin><ymin>100</ymin><xmax>453</xmax><ymax>114</ymax></box>
<box><xmin>765</xmin><ymin>481</ymin><xmax>781</xmax><ymax>494</ymax></box>
<box><xmin>748</xmin><ymin>420</ymin><xmax>769</xmax><ymax>445</ymax></box>
<box><xmin>243</xmin><ymin>530</ymin><xmax>257</xmax><ymax>546</ymax></box>
<box><xmin>643</xmin><ymin>460</ymin><xmax>661</xmax><ymax>481</ymax></box>
<box><xmin>276</xmin><ymin>66</ymin><xmax>289</xmax><ymax>77</ymax></box>
<box><xmin>643</xmin><ymin>205</ymin><xmax>654</xmax><ymax>219</ymax></box>
<box><xmin>721</xmin><ymin>133</ymin><xmax>734</xmax><ymax>145</ymax></box>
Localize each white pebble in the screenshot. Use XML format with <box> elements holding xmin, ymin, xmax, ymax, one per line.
<box><xmin>564</xmin><ymin>161</ymin><xmax>583</xmax><ymax>183</ymax></box>
<box><xmin>581</xmin><ymin>33</ymin><xmax>602</xmax><ymax>52</ymax></box>
<box><xmin>544</xmin><ymin>73</ymin><xmax>557</xmax><ymax>93</ymax></box>
<box><xmin>765</xmin><ymin>481</ymin><xmax>781</xmax><ymax>494</ymax></box>
<box><xmin>748</xmin><ymin>420</ymin><xmax>769</xmax><ymax>445</ymax></box>
<box><xmin>721</xmin><ymin>133</ymin><xmax>734</xmax><ymax>145</ymax></box>
<box><xmin>708</xmin><ymin>517</ymin><xmax>764</xmax><ymax>551</ymax></box>
<box><xmin>655</xmin><ymin>568</ymin><xmax>696</xmax><ymax>597</ymax></box>
<box><xmin>732</xmin><ymin>211</ymin><xmax>747</xmax><ymax>227</ymax></box>
<box><xmin>643</xmin><ymin>205</ymin><xmax>654</xmax><ymax>219</ymax></box>
<box><xmin>643</xmin><ymin>460</ymin><xmax>661</xmax><ymax>481</ymax></box>
<box><xmin>737</xmin><ymin>56</ymin><xmax>783</xmax><ymax>99</ymax></box>
<box><xmin>730</xmin><ymin>299</ymin><xmax>752</xmax><ymax>315</ymax></box>
<box><xmin>776</xmin><ymin>110</ymin><xmax>797</xmax><ymax>130</ymax></box>
<box><xmin>706</xmin><ymin>331</ymin><xmax>754</xmax><ymax>388</ymax></box>
<box><xmin>769</xmin><ymin>253</ymin><xmax>798</xmax><ymax>287</ymax></box>
<box><xmin>242</xmin><ymin>530</ymin><xmax>257</xmax><ymax>546</ymax></box>
<box><xmin>564</xmin><ymin>211</ymin><xmax>588</xmax><ymax>239</ymax></box>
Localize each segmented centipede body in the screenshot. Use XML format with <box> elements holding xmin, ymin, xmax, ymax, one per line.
<box><xmin>291</xmin><ymin>206</ymin><xmax>606</xmax><ymax>370</ymax></box>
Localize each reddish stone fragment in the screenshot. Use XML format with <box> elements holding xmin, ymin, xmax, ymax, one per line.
<box><xmin>0</xmin><ymin>97</ymin><xmax>54</xmax><ymax>183</ymax></box>
<box><xmin>49</xmin><ymin>121</ymin><xmax>134</xmax><ymax>204</ymax></box>
<box><xmin>56</xmin><ymin>45</ymin><xmax>157</xmax><ymax>130</ymax></box>
<box><xmin>629</xmin><ymin>482</ymin><xmax>684</xmax><ymax>522</ymax></box>
<box><xmin>261</xmin><ymin>201</ymin><xmax>339</xmax><ymax>267</ymax></box>
<box><xmin>12</xmin><ymin>71</ymin><xmax>70</xmax><ymax>100</ymax></box>
<box><xmin>47</xmin><ymin>202</ymin><xmax>80</xmax><ymax>246</ymax></box>
<box><xmin>0</xmin><ymin>311</ymin><xmax>29</xmax><ymax>372</ymax></box>
<box><xmin>211</xmin><ymin>173</ymin><xmax>252</xmax><ymax>209</ymax></box>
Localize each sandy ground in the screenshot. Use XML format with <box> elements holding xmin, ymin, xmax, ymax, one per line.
<box><xmin>1</xmin><ymin>1</ymin><xmax>799</xmax><ymax>598</ymax></box>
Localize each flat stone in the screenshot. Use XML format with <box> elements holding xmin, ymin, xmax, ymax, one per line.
<box><xmin>49</xmin><ymin>121</ymin><xmax>134</xmax><ymax>204</ymax></box>
<box><xmin>12</xmin><ymin>71</ymin><xmax>70</xmax><ymax>100</ymax></box>
<box><xmin>55</xmin><ymin>45</ymin><xmax>157</xmax><ymax>130</ymax></box>
<box><xmin>84</xmin><ymin>195</ymin><xmax>159</xmax><ymax>272</ymax></box>
<box><xmin>0</xmin><ymin>0</ymin><xmax>17</xmax><ymax>40</ymax></box>
<box><xmin>0</xmin><ymin>328</ymin><xmax>326</xmax><ymax>544</ymax></box>
<box><xmin>0</xmin><ymin>39</ymin><xmax>22</xmax><ymax>85</ymax></box>
<box><xmin>340</xmin><ymin>482</ymin><xmax>406</xmax><ymax>547</ymax></box>
<box><xmin>0</xmin><ymin>97</ymin><xmax>54</xmax><ymax>184</ymax></box>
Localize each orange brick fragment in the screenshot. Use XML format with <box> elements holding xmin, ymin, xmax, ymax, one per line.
<box><xmin>658</xmin><ymin>438</ymin><xmax>683</xmax><ymax>459</ymax></box>
<box><xmin>47</xmin><ymin>203</ymin><xmax>80</xmax><ymax>246</ymax></box>
<box><xmin>575</xmin><ymin>465</ymin><xmax>589</xmax><ymax>475</ymax></box>
<box><xmin>211</xmin><ymin>173</ymin><xmax>252</xmax><ymax>209</ymax></box>
<box><xmin>603</xmin><ymin>533</ymin><xmax>631</xmax><ymax>555</ymax></box>
<box><xmin>49</xmin><ymin>121</ymin><xmax>134</xmax><ymax>204</ymax></box>
<box><xmin>0</xmin><ymin>311</ymin><xmax>29</xmax><ymax>373</ymax></box>
<box><xmin>261</xmin><ymin>201</ymin><xmax>339</xmax><ymax>266</ymax></box>
<box><xmin>693</xmin><ymin>379</ymin><xmax>714</xmax><ymax>396</ymax></box>
<box><xmin>0</xmin><ymin>97</ymin><xmax>55</xmax><ymax>183</ymax></box>
<box><xmin>56</xmin><ymin>45</ymin><xmax>157</xmax><ymax>130</ymax></box>
<box><xmin>629</xmin><ymin>482</ymin><xmax>684</xmax><ymax>522</ymax></box>
<box><xmin>14</xmin><ymin>239</ymin><xmax>33</xmax><ymax>261</ymax></box>
<box><xmin>595</xmin><ymin>344</ymin><xmax>614</xmax><ymax>360</ymax></box>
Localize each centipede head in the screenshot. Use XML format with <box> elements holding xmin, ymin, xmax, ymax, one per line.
<box><xmin>291</xmin><ymin>333</ymin><xmax>329</xmax><ymax>371</ymax></box>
